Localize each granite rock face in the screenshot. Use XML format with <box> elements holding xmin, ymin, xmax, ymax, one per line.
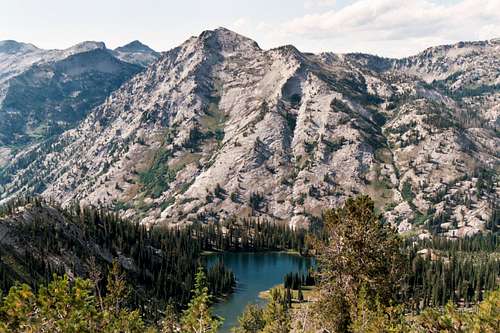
<box><xmin>1</xmin><ymin>29</ymin><xmax>498</xmax><ymax>237</ymax></box>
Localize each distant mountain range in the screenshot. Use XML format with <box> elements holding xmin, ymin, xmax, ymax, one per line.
<box><xmin>0</xmin><ymin>28</ymin><xmax>498</xmax><ymax>239</ymax></box>
<box><xmin>0</xmin><ymin>39</ymin><xmax>159</xmax><ymax>147</ymax></box>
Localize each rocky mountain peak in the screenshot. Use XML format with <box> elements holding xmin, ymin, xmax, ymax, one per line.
<box><xmin>270</xmin><ymin>44</ymin><xmax>304</xmax><ymax>58</ymax></box>
<box><xmin>65</xmin><ymin>41</ymin><xmax>107</xmax><ymax>55</ymax></box>
<box><xmin>112</xmin><ymin>40</ymin><xmax>159</xmax><ymax>67</ymax></box>
<box><xmin>0</xmin><ymin>30</ymin><xmax>498</xmax><ymax>240</ymax></box>
<box><xmin>392</xmin><ymin>39</ymin><xmax>499</xmax><ymax>87</ymax></box>
<box><xmin>0</xmin><ymin>40</ymin><xmax>39</xmax><ymax>54</ymax></box>
<box><xmin>115</xmin><ymin>40</ymin><xmax>157</xmax><ymax>54</ymax></box>
<box><xmin>0</xmin><ymin>37</ymin><xmax>143</xmax><ymax>148</ymax></box>
<box><xmin>416</xmin><ymin>40</ymin><xmax>493</xmax><ymax>60</ymax></box>
<box><xmin>196</xmin><ymin>27</ymin><xmax>261</xmax><ymax>56</ymax></box>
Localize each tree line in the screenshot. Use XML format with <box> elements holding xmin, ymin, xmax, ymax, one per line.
<box><xmin>1</xmin><ymin>195</ymin><xmax>498</xmax><ymax>332</ymax></box>
<box><xmin>401</xmin><ymin>234</ymin><xmax>499</xmax><ymax>310</ymax></box>
<box><xmin>0</xmin><ymin>196</ymin><xmax>307</xmax><ymax>322</ymax></box>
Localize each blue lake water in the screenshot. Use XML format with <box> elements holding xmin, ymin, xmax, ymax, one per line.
<box><xmin>206</xmin><ymin>252</ymin><xmax>314</xmax><ymax>332</ymax></box>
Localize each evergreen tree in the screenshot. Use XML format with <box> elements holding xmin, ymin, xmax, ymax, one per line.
<box><xmin>261</xmin><ymin>288</ymin><xmax>290</xmax><ymax>333</ymax></box>
<box><xmin>285</xmin><ymin>287</ymin><xmax>292</xmax><ymax>308</ymax></box>
<box><xmin>297</xmin><ymin>286</ymin><xmax>304</xmax><ymax>303</ymax></box>
<box><xmin>232</xmin><ymin>304</ymin><xmax>265</xmax><ymax>333</ymax></box>
<box><xmin>160</xmin><ymin>302</ymin><xmax>180</xmax><ymax>333</ymax></box>
<box><xmin>0</xmin><ymin>274</ymin><xmax>146</xmax><ymax>332</ymax></box>
<box><xmin>312</xmin><ymin>195</ymin><xmax>403</xmax><ymax>332</ymax></box>
<box><xmin>104</xmin><ymin>259</ymin><xmax>129</xmax><ymax>316</ymax></box>
<box><xmin>181</xmin><ymin>267</ymin><xmax>222</xmax><ymax>333</ymax></box>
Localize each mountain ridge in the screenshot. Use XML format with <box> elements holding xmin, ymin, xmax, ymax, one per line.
<box><xmin>0</xmin><ymin>28</ymin><xmax>498</xmax><ymax>238</ymax></box>
<box><xmin>0</xmin><ymin>39</ymin><xmax>160</xmax><ymax>149</ymax></box>
<box><xmin>115</xmin><ymin>40</ymin><xmax>157</xmax><ymax>53</ymax></box>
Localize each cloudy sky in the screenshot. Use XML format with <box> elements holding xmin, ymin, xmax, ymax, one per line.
<box><xmin>1</xmin><ymin>0</ymin><xmax>498</xmax><ymax>57</ymax></box>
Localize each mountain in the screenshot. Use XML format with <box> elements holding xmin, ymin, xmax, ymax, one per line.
<box><xmin>0</xmin><ymin>29</ymin><xmax>498</xmax><ymax>238</ymax></box>
<box><xmin>114</xmin><ymin>40</ymin><xmax>160</xmax><ymax>67</ymax></box>
<box><xmin>0</xmin><ymin>40</ymin><xmax>38</xmax><ymax>56</ymax></box>
<box><xmin>0</xmin><ymin>40</ymin><xmax>160</xmax><ymax>150</ymax></box>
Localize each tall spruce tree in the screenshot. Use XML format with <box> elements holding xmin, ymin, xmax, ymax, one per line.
<box><xmin>181</xmin><ymin>267</ymin><xmax>222</xmax><ymax>333</ymax></box>
<box><xmin>313</xmin><ymin>195</ymin><xmax>404</xmax><ymax>332</ymax></box>
<box><xmin>261</xmin><ymin>288</ymin><xmax>291</xmax><ymax>333</ymax></box>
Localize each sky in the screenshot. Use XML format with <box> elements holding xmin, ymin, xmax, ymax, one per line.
<box><xmin>0</xmin><ymin>0</ymin><xmax>499</xmax><ymax>58</ymax></box>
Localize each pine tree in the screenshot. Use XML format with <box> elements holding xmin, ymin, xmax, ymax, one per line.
<box><xmin>104</xmin><ymin>259</ymin><xmax>129</xmax><ymax>316</ymax></box>
<box><xmin>181</xmin><ymin>267</ymin><xmax>222</xmax><ymax>333</ymax></box>
<box><xmin>297</xmin><ymin>286</ymin><xmax>304</xmax><ymax>303</ymax></box>
<box><xmin>286</xmin><ymin>287</ymin><xmax>292</xmax><ymax>308</ymax></box>
<box><xmin>161</xmin><ymin>302</ymin><xmax>180</xmax><ymax>333</ymax></box>
<box><xmin>313</xmin><ymin>195</ymin><xmax>403</xmax><ymax>332</ymax></box>
<box><xmin>232</xmin><ymin>304</ymin><xmax>265</xmax><ymax>333</ymax></box>
<box><xmin>0</xmin><ymin>274</ymin><xmax>146</xmax><ymax>332</ymax></box>
<box><xmin>261</xmin><ymin>288</ymin><xmax>290</xmax><ymax>333</ymax></box>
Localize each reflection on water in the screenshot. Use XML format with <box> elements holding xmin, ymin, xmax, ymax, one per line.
<box><xmin>206</xmin><ymin>252</ymin><xmax>314</xmax><ymax>333</ymax></box>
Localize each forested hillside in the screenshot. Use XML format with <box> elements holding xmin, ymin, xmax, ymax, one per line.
<box><xmin>0</xmin><ymin>195</ymin><xmax>498</xmax><ymax>332</ymax></box>
<box><xmin>0</xmin><ymin>197</ymin><xmax>306</xmax><ymax>321</ymax></box>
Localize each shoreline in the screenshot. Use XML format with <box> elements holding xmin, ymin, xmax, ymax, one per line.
<box><xmin>202</xmin><ymin>249</ymin><xmax>312</xmax><ymax>257</ymax></box>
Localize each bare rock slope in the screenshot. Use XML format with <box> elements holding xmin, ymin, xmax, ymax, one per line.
<box><xmin>1</xmin><ymin>29</ymin><xmax>498</xmax><ymax>237</ymax></box>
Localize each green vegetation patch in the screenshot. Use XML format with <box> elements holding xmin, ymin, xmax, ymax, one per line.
<box><xmin>199</xmin><ymin>97</ymin><xmax>227</xmax><ymax>144</ymax></box>
<box><xmin>169</xmin><ymin>152</ymin><xmax>201</xmax><ymax>171</ymax></box>
<box><xmin>138</xmin><ymin>147</ymin><xmax>177</xmax><ymax>198</ymax></box>
<box><xmin>401</xmin><ymin>180</ymin><xmax>415</xmax><ymax>203</ymax></box>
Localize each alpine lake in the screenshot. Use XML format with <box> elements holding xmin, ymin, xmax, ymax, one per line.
<box><xmin>205</xmin><ymin>252</ymin><xmax>314</xmax><ymax>332</ymax></box>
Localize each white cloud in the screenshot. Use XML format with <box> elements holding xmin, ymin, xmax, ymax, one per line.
<box><xmin>478</xmin><ymin>23</ymin><xmax>500</xmax><ymax>41</ymax></box>
<box><xmin>256</xmin><ymin>21</ymin><xmax>273</xmax><ymax>32</ymax></box>
<box><xmin>266</xmin><ymin>0</ymin><xmax>500</xmax><ymax>57</ymax></box>
<box><xmin>231</xmin><ymin>18</ymin><xmax>249</xmax><ymax>30</ymax></box>
<box><xmin>304</xmin><ymin>0</ymin><xmax>337</xmax><ymax>9</ymax></box>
